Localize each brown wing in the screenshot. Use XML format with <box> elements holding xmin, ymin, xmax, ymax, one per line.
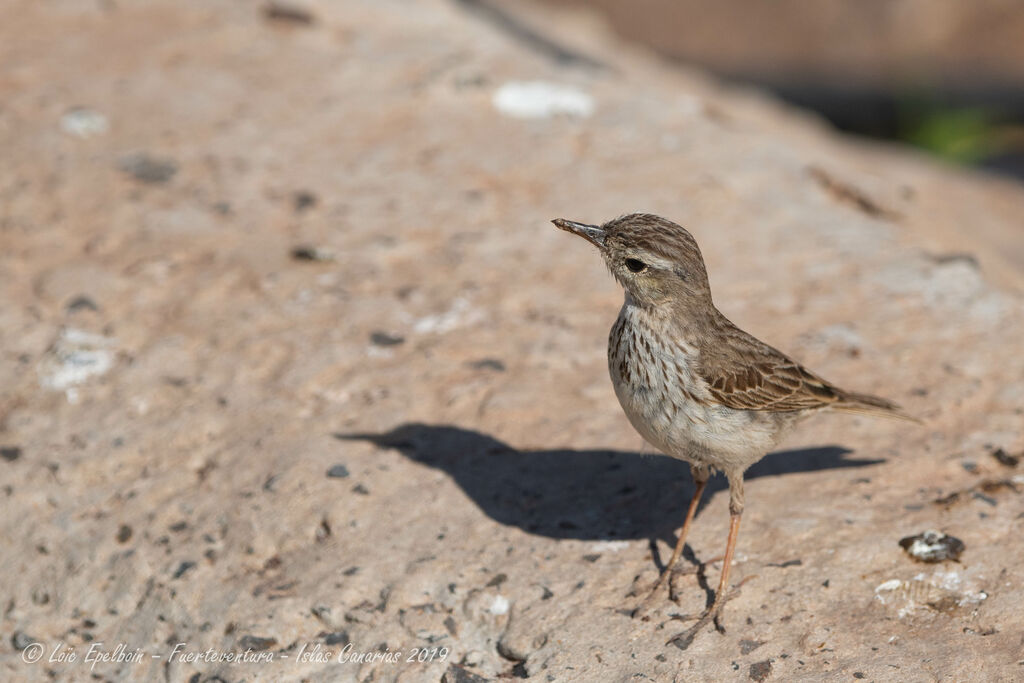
<box><xmin>697</xmin><ymin>317</ymin><xmax>842</xmax><ymax>412</ymax></box>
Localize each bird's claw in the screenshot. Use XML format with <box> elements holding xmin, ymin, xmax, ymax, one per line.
<box><xmin>631</xmin><ymin>563</ymin><xmax>701</xmax><ymax>619</ymax></box>
<box><xmin>665</xmin><ymin>581</ymin><xmax>747</xmax><ymax>650</ymax></box>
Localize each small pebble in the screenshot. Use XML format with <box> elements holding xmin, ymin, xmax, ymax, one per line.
<box><xmin>899</xmin><ymin>530</ymin><xmax>965</xmax><ymax>563</ymax></box>
<box><xmin>11</xmin><ymin>631</ymin><xmax>36</xmax><ymax>650</ymax></box>
<box><xmin>321</xmin><ymin>630</ymin><xmax>349</xmax><ymax>645</ymax></box>
<box><xmin>1</xmin><ymin>447</ymin><xmax>22</xmax><ymax>462</ymax></box>
<box><xmin>443</xmin><ymin>663</ymin><xmax>488</xmax><ymax>683</ymax></box>
<box><xmin>749</xmin><ymin>660</ymin><xmax>772</xmax><ymax>682</ymax></box>
<box><xmin>326</xmin><ymin>464</ymin><xmax>350</xmax><ymax>478</ymax></box>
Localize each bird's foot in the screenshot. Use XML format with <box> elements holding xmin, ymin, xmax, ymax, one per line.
<box><xmin>665</xmin><ymin>577</ymin><xmax>754</xmax><ymax>650</ymax></box>
<box><xmin>630</xmin><ymin>563</ymin><xmax>702</xmax><ymax>620</ymax></box>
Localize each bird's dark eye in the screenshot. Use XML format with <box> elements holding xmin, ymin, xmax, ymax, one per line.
<box><xmin>624</xmin><ymin>258</ymin><xmax>648</xmax><ymax>273</ymax></box>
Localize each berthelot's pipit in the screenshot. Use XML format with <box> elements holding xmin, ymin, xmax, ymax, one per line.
<box><xmin>553</xmin><ymin>213</ymin><xmax>918</xmax><ymax>648</ymax></box>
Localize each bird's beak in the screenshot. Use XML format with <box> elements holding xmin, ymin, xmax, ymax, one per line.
<box><xmin>552</xmin><ymin>218</ymin><xmax>606</xmax><ymax>248</ymax></box>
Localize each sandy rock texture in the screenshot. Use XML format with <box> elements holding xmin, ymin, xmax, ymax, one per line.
<box><xmin>2</xmin><ymin>1</ymin><xmax>1023</xmax><ymax>681</ymax></box>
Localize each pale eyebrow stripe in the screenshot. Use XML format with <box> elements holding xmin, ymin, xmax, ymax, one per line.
<box><xmin>627</xmin><ymin>253</ymin><xmax>675</xmax><ymax>270</ymax></box>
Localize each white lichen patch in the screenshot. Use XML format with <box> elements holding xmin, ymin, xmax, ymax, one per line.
<box><xmin>875</xmin><ymin>570</ymin><xmax>987</xmax><ymax>618</ymax></box>
<box><xmin>409</xmin><ymin>297</ymin><xmax>483</xmax><ymax>334</ymax></box>
<box><xmin>588</xmin><ymin>540</ymin><xmax>631</xmax><ymax>553</ymax></box>
<box><xmin>492</xmin><ymin>81</ymin><xmax>594</xmax><ymax>119</ymax></box>
<box><xmin>905</xmin><ymin>535</ymin><xmax>949</xmax><ymax>561</ymax></box>
<box><xmin>37</xmin><ymin>328</ymin><xmax>117</xmax><ymax>394</ymax></box>
<box><xmin>60</xmin><ymin>107</ymin><xmax>109</xmax><ymax>138</ymax></box>
<box><xmin>798</xmin><ymin>322</ymin><xmax>864</xmax><ymax>353</ymax></box>
<box><xmin>874</xmin><ymin>258</ymin><xmax>1011</xmax><ymax>324</ymax></box>
<box><xmin>488</xmin><ymin>594</ymin><xmax>510</xmax><ymax>616</ymax></box>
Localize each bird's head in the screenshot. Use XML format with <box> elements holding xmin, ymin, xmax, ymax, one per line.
<box><xmin>552</xmin><ymin>213</ymin><xmax>712</xmax><ymax>309</ymax></box>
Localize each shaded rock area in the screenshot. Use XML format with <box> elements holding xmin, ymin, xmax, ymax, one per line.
<box><xmin>1</xmin><ymin>0</ymin><xmax>1023</xmax><ymax>681</ymax></box>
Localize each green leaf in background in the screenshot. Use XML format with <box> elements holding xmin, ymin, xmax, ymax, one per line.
<box><xmin>900</xmin><ymin>103</ymin><xmax>1004</xmax><ymax>165</ymax></box>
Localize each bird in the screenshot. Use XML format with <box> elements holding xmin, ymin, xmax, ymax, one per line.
<box><xmin>551</xmin><ymin>213</ymin><xmax>919</xmax><ymax>648</ymax></box>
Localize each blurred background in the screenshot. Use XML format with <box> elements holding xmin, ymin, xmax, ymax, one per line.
<box><xmin>539</xmin><ymin>0</ymin><xmax>1024</xmax><ymax>179</ymax></box>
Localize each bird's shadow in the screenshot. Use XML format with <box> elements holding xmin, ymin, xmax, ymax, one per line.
<box><xmin>338</xmin><ymin>423</ymin><xmax>884</xmax><ymax>544</ymax></box>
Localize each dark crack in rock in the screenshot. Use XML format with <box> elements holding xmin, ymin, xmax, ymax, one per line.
<box><xmin>173</xmin><ymin>561</ymin><xmax>197</xmax><ymax>579</ymax></box>
<box><xmin>290</xmin><ymin>245</ymin><xmax>336</xmax><ymax>262</ymax></box>
<box><xmin>238</xmin><ymin>635</ymin><xmax>277</xmax><ymax>651</ymax></box>
<box><xmin>66</xmin><ymin>296</ymin><xmax>99</xmax><ymax>312</ymax></box>
<box><xmin>118</xmin><ymin>152</ymin><xmax>178</xmax><ymax>184</ymax></box>
<box><xmin>370</xmin><ymin>331</ymin><xmax>405</xmax><ymax>347</ymax></box>
<box><xmin>293</xmin><ymin>190</ymin><xmax>318</xmax><ymax>212</ymax></box>
<box><xmin>991</xmin><ymin>448</ymin><xmax>1021</xmax><ymax>467</ymax></box>
<box><xmin>263</xmin><ymin>2</ymin><xmax>316</xmax><ymax>25</ymax></box>
<box><xmin>470</xmin><ymin>358</ymin><xmax>505</xmax><ymax>371</ymax></box>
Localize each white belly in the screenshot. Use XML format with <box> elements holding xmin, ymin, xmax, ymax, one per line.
<box><xmin>608</xmin><ymin>306</ymin><xmax>784</xmax><ymax>470</ymax></box>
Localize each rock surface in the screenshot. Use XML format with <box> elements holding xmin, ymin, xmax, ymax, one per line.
<box><xmin>1</xmin><ymin>0</ymin><xmax>1023</xmax><ymax>681</ymax></box>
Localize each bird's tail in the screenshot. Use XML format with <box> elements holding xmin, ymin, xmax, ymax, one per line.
<box><xmin>834</xmin><ymin>391</ymin><xmax>923</xmax><ymax>424</ymax></box>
